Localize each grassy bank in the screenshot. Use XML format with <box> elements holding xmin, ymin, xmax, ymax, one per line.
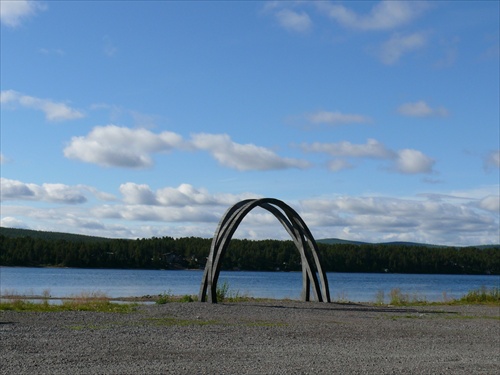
<box><xmin>1</xmin><ymin>286</ymin><xmax>498</xmax><ymax>312</ymax></box>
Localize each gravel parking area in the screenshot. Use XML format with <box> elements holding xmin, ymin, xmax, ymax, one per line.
<box><xmin>1</xmin><ymin>301</ymin><xmax>499</xmax><ymax>374</ymax></box>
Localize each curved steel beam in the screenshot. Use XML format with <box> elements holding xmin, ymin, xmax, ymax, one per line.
<box><xmin>199</xmin><ymin>198</ymin><xmax>331</xmax><ymax>303</ymax></box>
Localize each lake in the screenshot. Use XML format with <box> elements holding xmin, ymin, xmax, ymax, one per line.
<box><xmin>1</xmin><ymin>267</ymin><xmax>498</xmax><ymax>303</ymax></box>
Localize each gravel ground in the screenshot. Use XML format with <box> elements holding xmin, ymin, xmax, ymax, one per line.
<box><xmin>1</xmin><ymin>301</ymin><xmax>499</xmax><ymax>374</ymax></box>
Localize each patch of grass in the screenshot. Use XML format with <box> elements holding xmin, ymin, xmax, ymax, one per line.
<box><xmin>374</xmin><ymin>286</ymin><xmax>500</xmax><ymax>307</ymax></box>
<box><xmin>216</xmin><ymin>280</ymin><xmax>250</xmax><ymax>302</ymax></box>
<box><xmin>0</xmin><ymin>291</ymin><xmax>137</xmax><ymax>313</ymax></box>
<box><xmin>155</xmin><ymin>290</ymin><xmax>175</xmax><ymax>304</ymax></box>
<box><xmin>388</xmin><ymin>288</ymin><xmax>428</xmax><ymax>306</ymax></box>
<box><xmin>453</xmin><ymin>286</ymin><xmax>499</xmax><ymax>305</ymax></box>
<box><xmin>155</xmin><ymin>291</ymin><xmax>197</xmax><ymax>304</ymax></box>
<box><xmin>179</xmin><ymin>294</ymin><xmax>196</xmax><ymax>302</ymax></box>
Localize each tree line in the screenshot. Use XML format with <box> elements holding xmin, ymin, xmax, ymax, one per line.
<box><xmin>0</xmin><ymin>234</ymin><xmax>498</xmax><ymax>275</ymax></box>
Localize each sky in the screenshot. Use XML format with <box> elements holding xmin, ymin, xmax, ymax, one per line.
<box><xmin>0</xmin><ymin>1</ymin><xmax>499</xmax><ymax>246</ymax></box>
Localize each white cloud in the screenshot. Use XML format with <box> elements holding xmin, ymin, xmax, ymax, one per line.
<box><xmin>263</xmin><ymin>2</ymin><xmax>312</xmax><ymax>33</ymax></box>
<box><xmin>327</xmin><ymin>159</ymin><xmax>353</xmax><ymax>172</ymax></box>
<box><xmin>191</xmin><ymin>133</ymin><xmax>310</xmax><ymax>171</ymax></box>
<box><xmin>377</xmin><ymin>32</ymin><xmax>427</xmax><ymax>65</ymax></box>
<box><xmin>301</xmin><ymin>139</ymin><xmax>393</xmax><ymax>159</ymax></box>
<box><xmin>119</xmin><ymin>182</ymin><xmax>259</xmax><ymax>208</ymax></box>
<box><xmin>0</xmin><ymin>178</ymin><xmax>35</xmax><ymax>199</ymax></box>
<box><xmin>0</xmin><ymin>90</ymin><xmax>84</xmax><ymax>122</ymax></box>
<box><xmin>398</xmin><ymin>100</ymin><xmax>448</xmax><ymax>117</ymax></box>
<box><xmin>64</xmin><ymin>125</ymin><xmax>184</xmax><ymax>168</ymax></box>
<box><xmin>120</xmin><ymin>183</ymin><xmax>158</xmax><ymax>205</ymax></box>
<box><xmin>0</xmin><ymin>153</ymin><xmax>6</xmax><ymax>164</ymax></box>
<box><xmin>301</xmin><ymin>139</ymin><xmax>435</xmax><ymax>175</ymax></box>
<box><xmin>484</xmin><ymin>150</ymin><xmax>500</xmax><ymax>170</ymax></box>
<box><xmin>306</xmin><ymin>110</ymin><xmax>372</xmax><ymax>125</ymax></box>
<box><xmin>0</xmin><ymin>178</ymin><xmax>114</xmax><ymax>204</ymax></box>
<box><xmin>63</xmin><ymin>126</ymin><xmax>309</xmax><ymax>171</ymax></box>
<box><xmin>0</xmin><ymin>178</ymin><xmax>86</xmax><ymax>204</ymax></box>
<box><xmin>316</xmin><ymin>1</ymin><xmax>428</xmax><ymax>31</ymax></box>
<box><xmin>0</xmin><ymin>0</ymin><xmax>46</xmax><ymax>27</ymax></box>
<box><xmin>0</xmin><ymin>216</ymin><xmax>29</xmax><ymax>229</ymax></box>
<box><xmin>395</xmin><ymin>149</ymin><xmax>435</xmax><ymax>174</ymax></box>
<box><xmin>478</xmin><ymin>195</ymin><xmax>500</xmax><ymax>213</ymax></box>
<box><xmin>275</xmin><ymin>8</ymin><xmax>312</xmax><ymax>33</ymax></box>
<box><xmin>2</xmin><ymin>182</ymin><xmax>498</xmax><ymax>245</ymax></box>
<box><xmin>299</xmin><ymin>193</ymin><xmax>498</xmax><ymax>246</ymax></box>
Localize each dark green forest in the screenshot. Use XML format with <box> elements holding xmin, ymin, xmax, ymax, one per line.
<box><xmin>0</xmin><ymin>228</ymin><xmax>498</xmax><ymax>275</ymax></box>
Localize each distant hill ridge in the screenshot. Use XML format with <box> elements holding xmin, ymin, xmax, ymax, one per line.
<box><xmin>0</xmin><ymin>227</ymin><xmax>114</xmax><ymax>243</ymax></box>
<box><xmin>0</xmin><ymin>227</ymin><xmax>498</xmax><ymax>249</ymax></box>
<box><xmin>317</xmin><ymin>238</ymin><xmax>442</xmax><ymax>247</ymax></box>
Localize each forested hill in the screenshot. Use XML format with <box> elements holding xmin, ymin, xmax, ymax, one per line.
<box><xmin>0</xmin><ymin>227</ymin><xmax>498</xmax><ymax>274</ymax></box>
<box><xmin>2</xmin><ymin>227</ymin><xmax>497</xmax><ymax>248</ymax></box>
<box><xmin>0</xmin><ymin>227</ymin><xmax>114</xmax><ymax>243</ymax></box>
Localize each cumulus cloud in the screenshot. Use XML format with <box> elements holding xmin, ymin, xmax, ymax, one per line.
<box><xmin>64</xmin><ymin>125</ymin><xmax>184</xmax><ymax>168</ymax></box>
<box><xmin>316</xmin><ymin>1</ymin><xmax>428</xmax><ymax>31</ymax></box>
<box><xmin>191</xmin><ymin>133</ymin><xmax>310</xmax><ymax>171</ymax></box>
<box><xmin>394</xmin><ymin>149</ymin><xmax>435</xmax><ymax>174</ymax></box>
<box><xmin>274</xmin><ymin>8</ymin><xmax>312</xmax><ymax>33</ymax></box>
<box><xmin>0</xmin><ymin>0</ymin><xmax>46</xmax><ymax>27</ymax></box>
<box><xmin>1</xmin><ymin>178</ymin><xmax>86</xmax><ymax>204</ymax></box>
<box><xmin>377</xmin><ymin>32</ymin><xmax>427</xmax><ymax>65</ymax></box>
<box><xmin>301</xmin><ymin>139</ymin><xmax>435</xmax><ymax>174</ymax></box>
<box><xmin>118</xmin><ymin>182</ymin><xmax>259</xmax><ymax>209</ymax></box>
<box><xmin>94</xmin><ymin>204</ymin><xmax>220</xmax><ymax>224</ymax></box>
<box><xmin>327</xmin><ymin>159</ymin><xmax>354</xmax><ymax>172</ymax></box>
<box><xmin>398</xmin><ymin>100</ymin><xmax>449</xmax><ymax>117</ymax></box>
<box><xmin>484</xmin><ymin>150</ymin><xmax>500</xmax><ymax>170</ymax></box>
<box><xmin>120</xmin><ymin>183</ymin><xmax>158</xmax><ymax>205</ymax></box>
<box><xmin>0</xmin><ymin>216</ymin><xmax>29</xmax><ymax>229</ymax></box>
<box><xmin>301</xmin><ymin>139</ymin><xmax>393</xmax><ymax>159</ymax></box>
<box><xmin>63</xmin><ymin>126</ymin><xmax>309</xmax><ymax>171</ymax></box>
<box><xmin>0</xmin><ymin>90</ymin><xmax>84</xmax><ymax>122</ymax></box>
<box><xmin>2</xmin><ymin>181</ymin><xmax>498</xmax><ymax>245</ymax></box>
<box><xmin>0</xmin><ymin>178</ymin><xmax>114</xmax><ymax>204</ymax></box>
<box><xmin>263</xmin><ymin>2</ymin><xmax>312</xmax><ymax>33</ymax></box>
<box><xmin>299</xmin><ymin>193</ymin><xmax>498</xmax><ymax>246</ymax></box>
<box><xmin>305</xmin><ymin>110</ymin><xmax>372</xmax><ymax>126</ymax></box>
<box><xmin>478</xmin><ymin>195</ymin><xmax>500</xmax><ymax>213</ymax></box>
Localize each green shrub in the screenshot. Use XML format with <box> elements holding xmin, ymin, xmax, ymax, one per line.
<box><xmin>179</xmin><ymin>294</ymin><xmax>196</xmax><ymax>302</ymax></box>
<box><xmin>388</xmin><ymin>288</ymin><xmax>427</xmax><ymax>306</ymax></box>
<box><xmin>155</xmin><ymin>290</ymin><xmax>174</xmax><ymax>304</ymax></box>
<box><xmin>456</xmin><ymin>286</ymin><xmax>499</xmax><ymax>304</ymax></box>
<box><xmin>215</xmin><ymin>280</ymin><xmax>249</xmax><ymax>302</ymax></box>
<box><xmin>216</xmin><ymin>280</ymin><xmax>229</xmax><ymax>302</ymax></box>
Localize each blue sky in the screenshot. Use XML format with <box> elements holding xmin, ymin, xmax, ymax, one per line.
<box><xmin>1</xmin><ymin>0</ymin><xmax>499</xmax><ymax>246</ymax></box>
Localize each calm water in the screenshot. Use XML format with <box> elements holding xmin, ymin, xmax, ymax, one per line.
<box><xmin>1</xmin><ymin>267</ymin><xmax>498</xmax><ymax>303</ymax></box>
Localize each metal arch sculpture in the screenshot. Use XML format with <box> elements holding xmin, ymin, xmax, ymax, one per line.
<box><xmin>199</xmin><ymin>198</ymin><xmax>331</xmax><ymax>303</ymax></box>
